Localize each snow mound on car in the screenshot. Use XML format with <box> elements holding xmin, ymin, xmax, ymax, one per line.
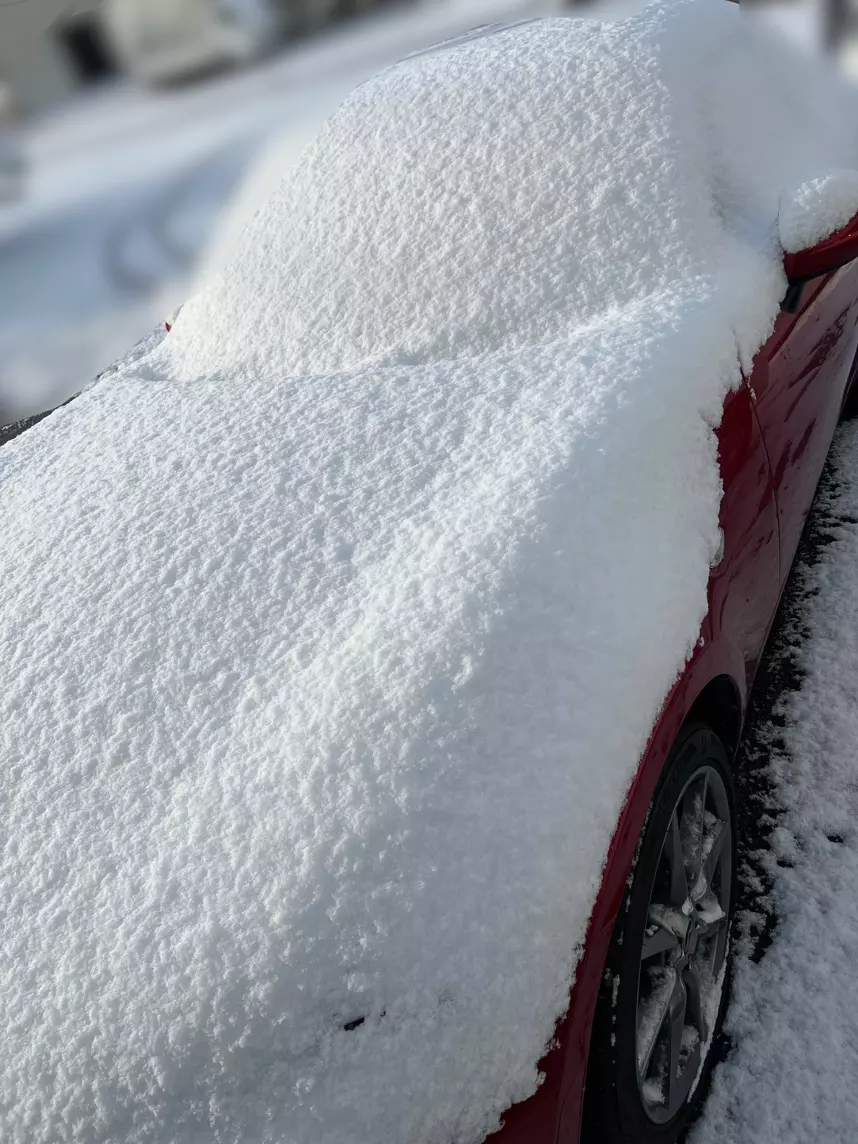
<box><xmin>779</xmin><ymin>169</ymin><xmax>858</xmax><ymax>253</ymax></box>
<box><xmin>1</xmin><ymin>4</ymin><xmax>856</xmax><ymax>1143</ymax></box>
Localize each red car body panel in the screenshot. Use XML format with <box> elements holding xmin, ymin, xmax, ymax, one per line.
<box><xmin>753</xmin><ymin>264</ymin><xmax>858</xmax><ymax>578</ymax></box>
<box><xmin>487</xmin><ymin>255</ymin><xmax>858</xmax><ymax>1144</ymax></box>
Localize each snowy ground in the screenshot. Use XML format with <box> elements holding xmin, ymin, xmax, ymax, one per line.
<box><xmin>690</xmin><ymin>419</ymin><xmax>858</xmax><ymax>1143</ymax></box>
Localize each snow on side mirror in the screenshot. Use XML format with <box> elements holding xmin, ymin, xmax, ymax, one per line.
<box><xmin>780</xmin><ymin>171</ymin><xmax>858</xmax><ymax>312</ymax></box>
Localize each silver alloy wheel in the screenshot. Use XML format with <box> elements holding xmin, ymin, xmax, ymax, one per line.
<box><xmin>635</xmin><ymin>764</ymin><xmax>732</xmax><ymax>1123</ymax></box>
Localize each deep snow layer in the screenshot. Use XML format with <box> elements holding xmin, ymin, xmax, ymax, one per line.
<box><xmin>692</xmin><ymin>423</ymin><xmax>858</xmax><ymax>1143</ymax></box>
<box><xmin>1</xmin><ymin>5</ymin><xmax>857</xmax><ymax>1143</ymax></box>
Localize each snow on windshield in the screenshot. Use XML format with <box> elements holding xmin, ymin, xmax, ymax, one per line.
<box><xmin>167</xmin><ymin>10</ymin><xmax>729</xmax><ymax>377</ymax></box>
<box><xmin>1</xmin><ymin>4</ymin><xmax>856</xmax><ymax>1142</ymax></box>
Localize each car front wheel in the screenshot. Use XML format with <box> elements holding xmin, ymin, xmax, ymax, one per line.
<box><xmin>583</xmin><ymin>723</ymin><xmax>736</xmax><ymax>1143</ymax></box>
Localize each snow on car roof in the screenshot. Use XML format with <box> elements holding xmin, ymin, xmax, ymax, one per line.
<box><xmin>1</xmin><ymin>3</ymin><xmax>857</xmax><ymax>1142</ymax></box>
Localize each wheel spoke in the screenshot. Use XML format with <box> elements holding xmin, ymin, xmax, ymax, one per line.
<box><xmin>637</xmin><ymin>969</ymin><xmax>676</xmax><ymax>1079</ymax></box>
<box><xmin>681</xmin><ymin>773</ymin><xmax>708</xmax><ymax>887</ymax></box>
<box><xmin>683</xmin><ymin>961</ymin><xmax>707</xmax><ymax>1042</ymax></box>
<box><xmin>668</xmin><ymin>1035</ymin><xmax>700</xmax><ymax>1117</ymax></box>
<box><xmin>693</xmin><ymin>818</ymin><xmax>728</xmax><ymax>903</ymax></box>
<box><xmin>642</xmin><ymin>916</ymin><xmax>682</xmax><ymax>960</ymax></box>
<box><xmin>665</xmin><ymin>974</ymin><xmax>695</xmax><ymax>1116</ymax></box>
<box><xmin>697</xmin><ymin>910</ymin><xmax>728</xmax><ymax>941</ymax></box>
<box><xmin>696</xmin><ymin>912</ymin><xmax>730</xmax><ymax>980</ymax></box>
<box><xmin>665</xmin><ymin>810</ymin><xmax>689</xmax><ymax>908</ymax></box>
<box><xmin>698</xmin><ymin>773</ymin><xmax>709</xmax><ymax>876</ymax></box>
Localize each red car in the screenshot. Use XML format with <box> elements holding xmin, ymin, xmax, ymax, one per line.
<box><xmin>487</xmin><ymin>218</ymin><xmax>858</xmax><ymax>1143</ymax></box>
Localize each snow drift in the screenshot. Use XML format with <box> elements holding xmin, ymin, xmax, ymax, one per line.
<box><xmin>1</xmin><ymin>4</ymin><xmax>857</xmax><ymax>1142</ymax></box>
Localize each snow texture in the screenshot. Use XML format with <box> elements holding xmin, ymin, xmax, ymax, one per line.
<box><xmin>1</xmin><ymin>4</ymin><xmax>857</xmax><ymax>1142</ymax></box>
<box><xmin>779</xmin><ymin>168</ymin><xmax>858</xmax><ymax>253</ymax></box>
<box><xmin>0</xmin><ymin>0</ymin><xmax>563</xmax><ymax>425</ymax></box>
<box><xmin>691</xmin><ymin>422</ymin><xmax>858</xmax><ymax>1144</ymax></box>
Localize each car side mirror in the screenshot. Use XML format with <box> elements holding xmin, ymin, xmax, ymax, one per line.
<box><xmin>780</xmin><ymin>171</ymin><xmax>858</xmax><ymax>312</ymax></box>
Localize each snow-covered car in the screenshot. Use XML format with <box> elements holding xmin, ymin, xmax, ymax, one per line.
<box><xmin>3</xmin><ymin>4</ymin><xmax>858</xmax><ymax>1144</ymax></box>
<box><xmin>101</xmin><ymin>0</ymin><xmax>381</xmax><ymax>86</ymax></box>
<box><xmin>101</xmin><ymin>0</ymin><xmax>281</xmax><ymax>85</ymax></box>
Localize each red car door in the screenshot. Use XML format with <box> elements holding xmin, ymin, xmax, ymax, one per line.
<box><xmin>707</xmin><ymin>382</ymin><xmax>780</xmax><ymax>695</ymax></box>
<box><xmin>747</xmin><ymin>263</ymin><xmax>858</xmax><ymax>581</ymax></box>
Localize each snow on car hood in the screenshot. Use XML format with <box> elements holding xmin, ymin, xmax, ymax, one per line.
<box><xmin>1</xmin><ymin>4</ymin><xmax>857</xmax><ymax>1142</ymax></box>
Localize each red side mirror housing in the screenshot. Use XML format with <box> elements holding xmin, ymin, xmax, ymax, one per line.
<box><xmin>784</xmin><ymin>210</ymin><xmax>858</xmax><ymax>283</ymax></box>
<box><xmin>781</xmin><ymin>211</ymin><xmax>858</xmax><ymax>312</ymax></box>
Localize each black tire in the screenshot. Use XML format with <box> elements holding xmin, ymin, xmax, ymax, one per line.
<box><xmin>839</xmin><ymin>348</ymin><xmax>858</xmax><ymax>422</ymax></box>
<box><xmin>582</xmin><ymin>723</ymin><xmax>737</xmax><ymax>1144</ymax></box>
<box><xmin>841</xmin><ymin>377</ymin><xmax>858</xmax><ymax>422</ymax></box>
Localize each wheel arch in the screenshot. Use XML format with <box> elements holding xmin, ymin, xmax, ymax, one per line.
<box><xmin>684</xmin><ymin>673</ymin><xmax>743</xmax><ymax>759</ymax></box>
<box><xmin>575</xmin><ymin>676</ymin><xmax>742</xmax><ymax>1143</ymax></box>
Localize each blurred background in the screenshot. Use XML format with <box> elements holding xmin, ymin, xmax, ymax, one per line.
<box><xmin>0</xmin><ymin>0</ymin><xmax>852</xmax><ymax>424</ymax></box>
